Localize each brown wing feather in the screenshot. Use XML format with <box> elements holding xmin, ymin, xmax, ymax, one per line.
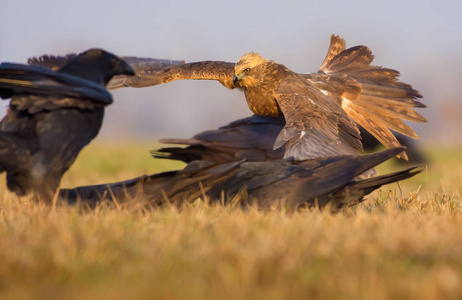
<box><xmin>320</xmin><ymin>45</ymin><xmax>374</xmax><ymax>74</ymax></box>
<box><xmin>273</xmin><ymin>78</ymin><xmax>361</xmax><ymax>160</ymax></box>
<box><xmin>316</xmin><ymin>36</ymin><xmax>426</xmax><ymax>160</ymax></box>
<box><xmin>160</xmin><ymin>61</ymin><xmax>236</xmax><ymax>88</ymax></box>
<box><xmin>106</xmin><ymin>57</ymin><xmax>185</xmax><ymax>89</ymax></box>
<box><xmin>342</xmin><ymin>101</ymin><xmax>408</xmax><ymax>160</ymax></box>
<box><xmin>107</xmin><ymin>60</ymin><xmax>236</xmax><ymax>90</ymax></box>
<box><xmin>319</xmin><ymin>35</ymin><xmax>346</xmax><ymax>71</ymax></box>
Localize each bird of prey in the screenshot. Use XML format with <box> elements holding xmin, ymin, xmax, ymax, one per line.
<box><xmin>153</xmin><ymin>114</ymin><xmax>425</xmax><ymax>165</ymax></box>
<box><xmin>0</xmin><ymin>49</ymin><xmax>137</xmax><ymax>201</ymax></box>
<box><xmin>230</xmin><ymin>45</ymin><xmax>426</xmax><ymax>160</ymax></box>
<box><xmin>30</xmin><ymin>35</ymin><xmax>426</xmax><ymax>160</ymax></box>
<box><xmin>109</xmin><ymin>35</ymin><xmax>427</xmax><ymax>160</ymax></box>
<box><xmin>59</xmin><ymin>147</ymin><xmax>422</xmax><ymax>212</ymax></box>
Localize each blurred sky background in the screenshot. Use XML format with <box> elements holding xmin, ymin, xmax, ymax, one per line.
<box><xmin>1</xmin><ymin>0</ymin><xmax>461</xmax><ymax>145</ymax></box>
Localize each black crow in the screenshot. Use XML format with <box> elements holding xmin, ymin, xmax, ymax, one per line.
<box><xmin>0</xmin><ymin>49</ymin><xmax>135</xmax><ymax>201</ymax></box>
<box><xmin>60</xmin><ymin>147</ymin><xmax>422</xmax><ymax>212</ymax></box>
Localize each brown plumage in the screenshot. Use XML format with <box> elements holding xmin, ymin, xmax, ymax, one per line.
<box><xmin>60</xmin><ymin>147</ymin><xmax>422</xmax><ymax>212</ymax></box>
<box><xmin>233</xmin><ymin>51</ymin><xmax>364</xmax><ymax>159</ymax></box>
<box><xmin>231</xmin><ymin>40</ymin><xmax>426</xmax><ymax>160</ymax></box>
<box><xmin>30</xmin><ymin>35</ymin><xmax>426</xmax><ymax>160</ymax></box>
<box><xmin>313</xmin><ymin>36</ymin><xmax>426</xmax><ymax>160</ymax></box>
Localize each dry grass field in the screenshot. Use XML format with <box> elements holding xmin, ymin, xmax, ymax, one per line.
<box><xmin>0</xmin><ymin>142</ymin><xmax>461</xmax><ymax>300</ymax></box>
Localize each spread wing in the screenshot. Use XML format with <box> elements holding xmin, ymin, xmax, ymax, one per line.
<box><xmin>28</xmin><ymin>54</ymin><xmax>187</xmax><ymax>90</ymax></box>
<box><xmin>273</xmin><ymin>78</ymin><xmax>362</xmax><ymax>160</ymax></box>
<box><xmin>161</xmin><ymin>61</ymin><xmax>237</xmax><ymax>89</ymax></box>
<box><xmin>123</xmin><ymin>61</ymin><xmax>236</xmax><ymax>90</ymax></box>
<box><xmin>315</xmin><ymin>35</ymin><xmax>426</xmax><ymax>160</ymax></box>
<box><xmin>28</xmin><ymin>54</ymin><xmax>235</xmax><ymax>90</ymax></box>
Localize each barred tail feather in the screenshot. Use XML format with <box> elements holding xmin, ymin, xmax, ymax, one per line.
<box><xmin>320</xmin><ymin>35</ymin><xmax>427</xmax><ymax>160</ymax></box>
<box><xmin>346</xmin><ymin>100</ymin><xmax>419</xmax><ymax>138</ymax></box>
<box><xmin>342</xmin><ymin>102</ymin><xmax>408</xmax><ymax>160</ymax></box>
<box><xmin>319</xmin><ymin>35</ymin><xmax>346</xmax><ymax>71</ymax></box>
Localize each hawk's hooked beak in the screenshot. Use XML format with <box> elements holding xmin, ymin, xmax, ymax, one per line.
<box><xmin>232</xmin><ymin>74</ymin><xmax>240</xmax><ymax>85</ymax></box>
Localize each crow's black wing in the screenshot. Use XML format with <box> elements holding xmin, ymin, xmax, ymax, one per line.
<box><xmin>154</xmin><ymin>115</ymin><xmax>286</xmax><ymax>163</ymax></box>
<box><xmin>0</xmin><ymin>63</ymin><xmax>112</xmax><ymax>105</ymax></box>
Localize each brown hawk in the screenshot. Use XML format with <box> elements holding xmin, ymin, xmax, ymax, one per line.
<box><xmin>230</xmin><ymin>37</ymin><xmax>426</xmax><ymax>160</ymax></box>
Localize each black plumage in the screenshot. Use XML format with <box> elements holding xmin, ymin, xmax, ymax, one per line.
<box><xmin>153</xmin><ymin>114</ymin><xmax>425</xmax><ymax>165</ymax></box>
<box><xmin>152</xmin><ymin>114</ymin><xmax>286</xmax><ymax>163</ymax></box>
<box><xmin>60</xmin><ymin>147</ymin><xmax>422</xmax><ymax>212</ymax></box>
<box><xmin>0</xmin><ymin>49</ymin><xmax>135</xmax><ymax>201</ymax></box>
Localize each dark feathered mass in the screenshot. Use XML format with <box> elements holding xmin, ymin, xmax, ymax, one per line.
<box><xmin>152</xmin><ymin>115</ymin><xmax>286</xmax><ymax>163</ymax></box>
<box><xmin>0</xmin><ymin>49</ymin><xmax>135</xmax><ymax>201</ymax></box>
<box><xmin>153</xmin><ymin>114</ymin><xmax>425</xmax><ymax>165</ymax></box>
<box><xmin>30</xmin><ymin>35</ymin><xmax>425</xmax><ymax>160</ymax></box>
<box><xmin>60</xmin><ymin>147</ymin><xmax>422</xmax><ymax>212</ymax></box>
<box><xmin>60</xmin><ymin>160</ymin><xmax>242</xmax><ymax>208</ymax></box>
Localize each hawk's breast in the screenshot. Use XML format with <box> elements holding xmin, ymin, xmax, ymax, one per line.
<box><xmin>244</xmin><ymin>88</ymin><xmax>281</xmax><ymax>117</ymax></box>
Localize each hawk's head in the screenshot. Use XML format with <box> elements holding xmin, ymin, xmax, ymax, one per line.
<box><xmin>233</xmin><ymin>52</ymin><xmax>267</xmax><ymax>88</ymax></box>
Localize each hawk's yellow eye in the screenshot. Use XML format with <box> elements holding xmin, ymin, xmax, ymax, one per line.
<box><xmin>244</xmin><ymin>68</ymin><xmax>251</xmax><ymax>74</ymax></box>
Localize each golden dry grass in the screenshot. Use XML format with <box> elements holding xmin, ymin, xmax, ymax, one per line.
<box><xmin>0</xmin><ymin>142</ymin><xmax>461</xmax><ymax>300</ymax></box>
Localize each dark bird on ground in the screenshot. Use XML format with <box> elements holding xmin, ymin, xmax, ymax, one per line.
<box><xmin>59</xmin><ymin>147</ymin><xmax>422</xmax><ymax>212</ymax></box>
<box><xmin>153</xmin><ymin>114</ymin><xmax>425</xmax><ymax>165</ymax></box>
<box><xmin>30</xmin><ymin>36</ymin><xmax>426</xmax><ymax>160</ymax></box>
<box><xmin>0</xmin><ymin>49</ymin><xmax>137</xmax><ymax>201</ymax></box>
<box><xmin>60</xmin><ymin>159</ymin><xmax>242</xmax><ymax>208</ymax></box>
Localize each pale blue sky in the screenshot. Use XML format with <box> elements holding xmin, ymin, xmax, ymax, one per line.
<box><xmin>1</xmin><ymin>0</ymin><xmax>461</xmax><ymax>143</ymax></box>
